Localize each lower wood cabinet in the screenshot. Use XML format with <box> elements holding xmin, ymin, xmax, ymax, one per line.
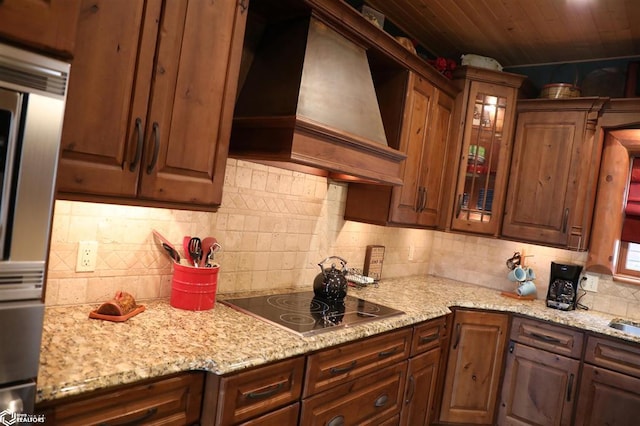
<box><xmin>303</xmin><ymin>328</ymin><xmax>412</xmax><ymax>397</ymax></box>
<box><xmin>439</xmin><ymin>309</ymin><xmax>509</xmax><ymax>425</ymax></box>
<box><xmin>35</xmin><ymin>372</ymin><xmax>204</xmax><ymax>426</ymax></box>
<box><xmin>401</xmin><ymin>348</ymin><xmax>440</xmax><ymax>426</ymax></box>
<box><xmin>499</xmin><ymin>341</ymin><xmax>579</xmax><ymax>425</ymax></box>
<box><xmin>498</xmin><ymin>316</ymin><xmax>584</xmax><ymax>426</ymax></box>
<box><xmin>238</xmin><ymin>402</ymin><xmax>300</xmax><ymax>426</ymax></box>
<box><xmin>300</xmin><ymin>361</ymin><xmax>407</xmax><ymax>425</ymax></box>
<box><xmin>574</xmin><ymin>335</ymin><xmax>640</xmax><ymax>425</ymax></box>
<box><xmin>201</xmin><ymin>356</ymin><xmax>304</xmax><ymax>425</ymax></box>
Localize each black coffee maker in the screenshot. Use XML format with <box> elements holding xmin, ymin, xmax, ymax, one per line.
<box><xmin>546</xmin><ymin>262</ymin><xmax>583</xmax><ymax>311</ymax></box>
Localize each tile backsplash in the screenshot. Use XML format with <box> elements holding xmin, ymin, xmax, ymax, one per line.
<box><xmin>46</xmin><ymin>159</ymin><xmax>640</xmax><ymax>320</ymax></box>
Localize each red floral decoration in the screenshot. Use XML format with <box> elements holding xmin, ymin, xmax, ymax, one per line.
<box><xmin>427</xmin><ymin>57</ymin><xmax>457</xmax><ymax>79</ymax></box>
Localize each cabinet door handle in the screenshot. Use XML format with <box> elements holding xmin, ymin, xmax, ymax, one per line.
<box><xmin>566</xmin><ymin>373</ymin><xmax>574</xmax><ymax>402</ymax></box>
<box><xmin>374</xmin><ymin>393</ymin><xmax>389</xmax><ymax>407</ymax></box>
<box><xmin>146</xmin><ymin>122</ymin><xmax>160</xmax><ymax>174</ymax></box>
<box><xmin>419</xmin><ymin>333</ymin><xmax>439</xmax><ymax>344</ymax></box>
<box><xmin>129</xmin><ymin>117</ymin><xmax>143</xmax><ymax>172</ymax></box>
<box><xmin>378</xmin><ymin>347</ymin><xmax>399</xmax><ymax>358</ymax></box>
<box><xmin>562</xmin><ymin>208</ymin><xmax>569</xmax><ymax>234</ymax></box>
<box><xmin>98</xmin><ymin>407</ymin><xmax>157</xmax><ymax>426</ymax></box>
<box><xmin>453</xmin><ymin>323</ymin><xmax>461</xmax><ymax>350</ymax></box>
<box><xmin>327</xmin><ymin>415</ymin><xmax>345</xmax><ymax>426</ymax></box>
<box><xmin>330</xmin><ymin>360</ymin><xmax>357</xmax><ymax>375</ymax></box>
<box><xmin>415</xmin><ymin>186</ymin><xmax>423</xmax><ymax>212</ymax></box>
<box><xmin>529</xmin><ymin>331</ymin><xmax>562</xmax><ymax>344</ymax></box>
<box><xmin>405</xmin><ymin>375</ymin><xmax>415</xmax><ymax>404</ymax></box>
<box><xmin>456</xmin><ymin>194</ymin><xmax>463</xmax><ymax>217</ymax></box>
<box><xmin>421</xmin><ymin>187</ymin><xmax>428</xmax><ymax>212</ymax></box>
<box><xmin>245</xmin><ymin>381</ymin><xmax>284</xmax><ymax>400</ymax></box>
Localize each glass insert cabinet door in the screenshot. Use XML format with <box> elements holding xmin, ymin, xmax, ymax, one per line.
<box><xmin>451</xmin><ymin>81</ymin><xmax>519</xmax><ymax>235</ymax></box>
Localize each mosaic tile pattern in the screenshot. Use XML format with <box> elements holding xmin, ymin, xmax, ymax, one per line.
<box><xmin>46</xmin><ymin>159</ymin><xmax>640</xmax><ymax>320</ymax></box>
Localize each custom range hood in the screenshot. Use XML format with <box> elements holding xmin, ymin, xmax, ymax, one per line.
<box><xmin>230</xmin><ymin>1</ymin><xmax>407</xmax><ymax>185</ymax></box>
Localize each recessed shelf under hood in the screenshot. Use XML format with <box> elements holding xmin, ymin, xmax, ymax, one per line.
<box><xmin>230</xmin><ymin>2</ymin><xmax>407</xmax><ymax>185</ymax></box>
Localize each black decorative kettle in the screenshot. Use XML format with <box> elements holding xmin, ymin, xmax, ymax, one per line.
<box><xmin>313</xmin><ymin>256</ymin><xmax>348</xmax><ymax>301</ymax></box>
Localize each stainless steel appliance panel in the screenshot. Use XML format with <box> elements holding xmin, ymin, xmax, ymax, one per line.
<box><xmin>0</xmin><ymin>301</ymin><xmax>44</xmax><ymax>384</ymax></box>
<box><xmin>0</xmin><ymin>381</ymin><xmax>36</xmax><ymax>416</ymax></box>
<box><xmin>0</xmin><ymin>42</ymin><xmax>69</xmax><ymax>302</ymax></box>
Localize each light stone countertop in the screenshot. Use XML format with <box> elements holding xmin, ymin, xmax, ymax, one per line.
<box><xmin>36</xmin><ymin>275</ymin><xmax>639</xmax><ymax>404</ymax></box>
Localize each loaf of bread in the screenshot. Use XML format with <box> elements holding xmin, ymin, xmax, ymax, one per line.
<box><xmin>96</xmin><ymin>291</ymin><xmax>137</xmax><ymax>316</ymax></box>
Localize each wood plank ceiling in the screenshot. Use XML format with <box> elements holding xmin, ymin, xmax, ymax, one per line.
<box><xmin>363</xmin><ymin>0</ymin><xmax>640</xmax><ymax>67</ymax></box>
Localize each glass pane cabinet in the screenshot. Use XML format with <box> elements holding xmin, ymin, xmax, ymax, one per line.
<box><xmin>450</xmin><ymin>67</ymin><xmax>525</xmax><ymax>235</ymax></box>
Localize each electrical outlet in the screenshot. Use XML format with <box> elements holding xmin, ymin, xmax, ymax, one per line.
<box><xmin>408</xmin><ymin>245</ymin><xmax>415</xmax><ymax>261</ymax></box>
<box><xmin>581</xmin><ymin>273</ymin><xmax>599</xmax><ymax>292</ymax></box>
<box><xmin>76</xmin><ymin>241</ymin><xmax>98</xmax><ymax>272</ymax></box>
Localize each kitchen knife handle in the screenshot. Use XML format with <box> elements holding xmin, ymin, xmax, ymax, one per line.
<box><xmin>129</xmin><ymin>117</ymin><xmax>143</xmax><ymax>172</ymax></box>
<box><xmin>146</xmin><ymin>122</ymin><xmax>160</xmax><ymax>174</ymax></box>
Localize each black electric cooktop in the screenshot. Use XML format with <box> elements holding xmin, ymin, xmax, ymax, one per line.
<box><xmin>221</xmin><ymin>292</ymin><xmax>404</xmax><ymax>337</ymax></box>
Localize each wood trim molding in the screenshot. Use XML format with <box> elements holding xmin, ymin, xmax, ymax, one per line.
<box><xmin>586</xmin><ymin>103</ymin><xmax>640</xmax><ymax>276</ymax></box>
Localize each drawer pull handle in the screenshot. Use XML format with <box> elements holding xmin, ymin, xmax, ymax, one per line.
<box><xmin>530</xmin><ymin>331</ymin><xmax>562</xmax><ymax>344</ymax></box>
<box><xmin>327</xmin><ymin>415</ymin><xmax>345</xmax><ymax>426</ymax></box>
<box><xmin>405</xmin><ymin>375</ymin><xmax>415</xmax><ymax>404</ymax></box>
<box><xmin>419</xmin><ymin>333</ymin><xmax>439</xmax><ymax>344</ymax></box>
<box><xmin>378</xmin><ymin>347</ymin><xmax>399</xmax><ymax>358</ymax></box>
<box><xmin>374</xmin><ymin>393</ymin><xmax>389</xmax><ymax>408</ymax></box>
<box><xmin>567</xmin><ymin>373</ymin><xmax>574</xmax><ymax>402</ymax></box>
<box><xmin>330</xmin><ymin>360</ymin><xmax>357</xmax><ymax>375</ymax></box>
<box><xmin>246</xmin><ymin>382</ymin><xmax>284</xmax><ymax>400</ymax></box>
<box><xmin>98</xmin><ymin>407</ymin><xmax>157</xmax><ymax>426</ymax></box>
<box><xmin>129</xmin><ymin>117</ymin><xmax>143</xmax><ymax>171</ymax></box>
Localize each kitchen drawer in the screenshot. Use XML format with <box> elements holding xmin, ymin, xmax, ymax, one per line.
<box><xmin>213</xmin><ymin>356</ymin><xmax>304</xmax><ymax>425</ymax></box>
<box><xmin>35</xmin><ymin>372</ymin><xmax>204</xmax><ymax>426</ymax></box>
<box><xmin>304</xmin><ymin>327</ymin><xmax>412</xmax><ymax>397</ymax></box>
<box><xmin>238</xmin><ymin>402</ymin><xmax>299</xmax><ymax>425</ymax></box>
<box><xmin>585</xmin><ymin>335</ymin><xmax>640</xmax><ymax>379</ymax></box>
<box><xmin>410</xmin><ymin>316</ymin><xmax>447</xmax><ymax>356</ymax></box>
<box><xmin>511</xmin><ymin>316</ymin><xmax>584</xmax><ymax>358</ymax></box>
<box><xmin>300</xmin><ymin>361</ymin><xmax>407</xmax><ymax>426</ymax></box>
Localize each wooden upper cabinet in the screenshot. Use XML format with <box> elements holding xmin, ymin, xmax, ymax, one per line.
<box><xmin>56</xmin><ymin>0</ymin><xmax>248</xmax><ymax>209</ymax></box>
<box><xmin>502</xmin><ymin>98</ymin><xmax>606</xmax><ymax>250</ymax></box>
<box><xmin>0</xmin><ymin>0</ymin><xmax>81</xmax><ymax>57</ymax></box>
<box><xmin>344</xmin><ymin>71</ymin><xmax>455</xmax><ymax>228</ymax></box>
<box><xmin>449</xmin><ymin>67</ymin><xmax>525</xmax><ymax>236</ymax></box>
<box><xmin>439</xmin><ymin>309</ymin><xmax>509</xmax><ymax>425</ymax></box>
